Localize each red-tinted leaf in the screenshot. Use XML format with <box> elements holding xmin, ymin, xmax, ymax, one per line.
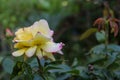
<box><xmin>93</xmin><ymin>18</ymin><xmax>104</xmax><ymax>26</ymax></box>
<box><xmin>111</xmin><ymin>18</ymin><xmax>120</xmax><ymax>23</ymax></box>
<box><xmin>113</xmin><ymin>22</ymin><xmax>119</xmax><ymax>37</ymax></box>
<box><xmin>109</xmin><ymin>21</ymin><xmax>113</xmax><ymax>29</ymax></box>
<box><xmin>109</xmin><ymin>21</ymin><xmax>119</xmax><ymax>37</ymax></box>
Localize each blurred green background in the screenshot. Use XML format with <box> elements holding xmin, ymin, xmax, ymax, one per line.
<box><xmin>0</xmin><ymin>0</ymin><xmax>120</xmax><ymax>79</ymax></box>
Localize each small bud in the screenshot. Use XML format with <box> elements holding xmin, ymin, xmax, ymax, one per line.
<box><xmin>6</xmin><ymin>28</ymin><xmax>13</xmax><ymax>37</ymax></box>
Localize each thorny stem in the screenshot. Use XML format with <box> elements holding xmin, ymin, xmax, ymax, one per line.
<box><xmin>36</xmin><ymin>56</ymin><xmax>46</xmax><ymax>80</ymax></box>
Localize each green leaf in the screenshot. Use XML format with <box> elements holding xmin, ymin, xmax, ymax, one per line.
<box><xmin>102</xmin><ymin>70</ymin><xmax>113</xmax><ymax>80</ymax></box>
<box><xmin>2</xmin><ymin>57</ymin><xmax>15</xmax><ymax>74</ymax></box>
<box><xmin>107</xmin><ymin>63</ymin><xmax>119</xmax><ymax>71</ymax></box>
<box><xmin>90</xmin><ymin>44</ymin><xmax>120</xmax><ymax>55</ymax></box>
<box><xmin>114</xmin><ymin>71</ymin><xmax>120</xmax><ymax>79</ymax></box>
<box><xmin>105</xmin><ymin>53</ymin><xmax>118</xmax><ymax>68</ymax></box>
<box><xmin>80</xmin><ymin>28</ymin><xmax>97</xmax><ymax>40</ymax></box>
<box><xmin>89</xmin><ymin>54</ymin><xmax>106</xmax><ymax>66</ymax></box>
<box><xmin>108</xmin><ymin>44</ymin><xmax>120</xmax><ymax>52</ymax></box>
<box><xmin>29</xmin><ymin>58</ymin><xmax>38</xmax><ymax>68</ymax></box>
<box><xmin>45</xmin><ymin>64</ymin><xmax>71</xmax><ymax>73</ymax></box>
<box><xmin>95</xmin><ymin>30</ymin><xmax>105</xmax><ymax>43</ymax></box>
<box><xmin>56</xmin><ymin>74</ymin><xmax>71</xmax><ymax>80</ymax></box>
<box><xmin>33</xmin><ymin>74</ymin><xmax>43</xmax><ymax>80</ymax></box>
<box><xmin>72</xmin><ymin>58</ymin><xmax>78</xmax><ymax>67</ymax></box>
<box><xmin>66</xmin><ymin>69</ymin><xmax>79</xmax><ymax>75</ymax></box>
<box><xmin>90</xmin><ymin>44</ymin><xmax>105</xmax><ymax>54</ymax></box>
<box><xmin>75</xmin><ymin>66</ymin><xmax>89</xmax><ymax>79</ymax></box>
<box><xmin>45</xmin><ymin>60</ymin><xmax>63</xmax><ymax>66</ymax></box>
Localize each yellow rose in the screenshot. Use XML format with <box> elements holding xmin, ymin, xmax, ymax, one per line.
<box><xmin>12</xmin><ymin>19</ymin><xmax>64</xmax><ymax>61</ymax></box>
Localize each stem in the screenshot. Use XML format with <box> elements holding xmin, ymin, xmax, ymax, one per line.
<box><xmin>105</xmin><ymin>20</ymin><xmax>109</xmax><ymax>54</ymax></box>
<box><xmin>24</xmin><ymin>55</ymin><xmax>27</xmax><ymax>61</ymax></box>
<box><xmin>105</xmin><ymin>29</ymin><xmax>108</xmax><ymax>50</ymax></box>
<box><xmin>36</xmin><ymin>56</ymin><xmax>46</xmax><ymax>80</ymax></box>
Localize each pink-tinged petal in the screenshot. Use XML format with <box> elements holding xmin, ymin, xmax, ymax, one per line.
<box><xmin>12</xmin><ymin>48</ymin><xmax>26</xmax><ymax>57</ymax></box>
<box><xmin>25</xmin><ymin>46</ymin><xmax>37</xmax><ymax>57</ymax></box>
<box><xmin>50</xmin><ymin>30</ymin><xmax>54</xmax><ymax>36</ymax></box>
<box><xmin>42</xmin><ymin>42</ymin><xmax>64</xmax><ymax>52</ymax></box>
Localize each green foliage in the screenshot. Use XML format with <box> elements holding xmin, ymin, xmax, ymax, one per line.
<box><xmin>11</xmin><ymin>61</ymin><xmax>33</xmax><ymax>80</ymax></box>
<box><xmin>0</xmin><ymin>0</ymin><xmax>36</xmax><ymax>28</ymax></box>
<box><xmin>0</xmin><ymin>0</ymin><xmax>79</xmax><ymax>30</ymax></box>
<box><xmin>87</xmin><ymin>44</ymin><xmax>120</xmax><ymax>79</ymax></box>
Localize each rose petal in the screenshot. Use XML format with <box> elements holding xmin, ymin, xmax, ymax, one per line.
<box><xmin>43</xmin><ymin>51</ymin><xmax>55</xmax><ymax>61</ymax></box>
<box><xmin>36</xmin><ymin>48</ymin><xmax>43</xmax><ymax>59</ymax></box>
<box><xmin>14</xmin><ymin>41</ymin><xmax>32</xmax><ymax>48</ymax></box>
<box><xmin>12</xmin><ymin>48</ymin><xmax>26</xmax><ymax>57</ymax></box>
<box><xmin>15</xmin><ymin>27</ymin><xmax>33</xmax><ymax>41</ymax></box>
<box><xmin>31</xmin><ymin>19</ymin><xmax>52</xmax><ymax>37</ymax></box>
<box><xmin>25</xmin><ymin>46</ymin><xmax>37</xmax><ymax>57</ymax></box>
<box><xmin>14</xmin><ymin>33</ymin><xmax>51</xmax><ymax>49</ymax></box>
<box><xmin>31</xmin><ymin>32</ymin><xmax>51</xmax><ymax>45</ymax></box>
<box><xmin>42</xmin><ymin>42</ymin><xmax>64</xmax><ymax>52</ymax></box>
